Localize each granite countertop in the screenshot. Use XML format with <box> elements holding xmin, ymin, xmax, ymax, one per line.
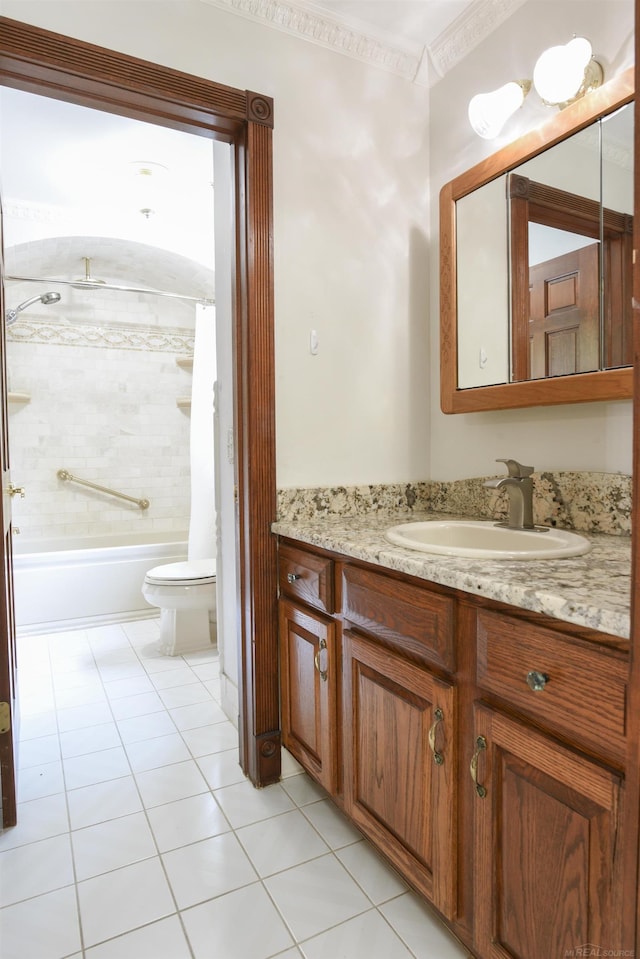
<box><xmin>272</xmin><ymin>511</ymin><xmax>632</xmax><ymax>641</ymax></box>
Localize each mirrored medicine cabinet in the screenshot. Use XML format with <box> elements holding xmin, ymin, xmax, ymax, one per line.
<box><xmin>440</xmin><ymin>67</ymin><xmax>634</xmax><ymax>413</ymax></box>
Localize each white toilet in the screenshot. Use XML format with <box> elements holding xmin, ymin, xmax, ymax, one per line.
<box><xmin>142</xmin><ymin>558</ymin><xmax>217</xmax><ymax>656</ymax></box>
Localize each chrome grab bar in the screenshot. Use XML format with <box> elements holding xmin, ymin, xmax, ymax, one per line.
<box><xmin>57</xmin><ymin>469</ymin><xmax>150</xmax><ymax>510</ymax></box>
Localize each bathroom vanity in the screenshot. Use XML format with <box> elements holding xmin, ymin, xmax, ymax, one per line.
<box><xmin>273</xmin><ymin>513</ymin><xmax>630</xmax><ymax>958</ymax></box>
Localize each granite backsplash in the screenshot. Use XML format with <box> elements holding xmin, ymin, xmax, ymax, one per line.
<box><xmin>276</xmin><ymin>472</ymin><xmax>632</xmax><ymax>536</ymax></box>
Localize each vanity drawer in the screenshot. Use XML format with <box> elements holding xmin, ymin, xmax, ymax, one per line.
<box><xmin>476</xmin><ymin>610</ymin><xmax>627</xmax><ymax>761</ymax></box>
<box><xmin>342</xmin><ymin>565</ymin><xmax>455</xmax><ymax>671</ymax></box>
<box><xmin>278</xmin><ymin>543</ymin><xmax>334</xmax><ymax>614</ymax></box>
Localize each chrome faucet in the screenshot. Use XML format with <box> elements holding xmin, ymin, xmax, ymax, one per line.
<box><xmin>483</xmin><ymin>459</ymin><xmax>541</xmax><ymax>531</ymax></box>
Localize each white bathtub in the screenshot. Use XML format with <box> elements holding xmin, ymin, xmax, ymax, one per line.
<box><xmin>13</xmin><ymin>532</ymin><xmax>188</xmax><ymax>632</ymax></box>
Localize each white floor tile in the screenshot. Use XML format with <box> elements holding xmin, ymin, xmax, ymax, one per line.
<box><xmin>19</xmin><ymin>710</ymin><xmax>58</xmax><ymax>740</ymax></box>
<box><xmin>85</xmin><ymin>914</ymin><xmax>192</xmax><ymax>959</ymax></box>
<box><xmin>71</xmin><ymin>810</ymin><xmax>157</xmax><ymax>880</ymax></box>
<box><xmin>17</xmin><ymin>759</ymin><xmax>65</xmax><ymax>802</ymax></box>
<box><xmin>146</xmin><ymin>792</ymin><xmax>230</xmax><ymax>853</ymax></box>
<box><xmin>281</xmin><ymin>773</ymin><xmax>326</xmax><ymax>807</ymax></box>
<box><xmin>0</xmin><ymin>833</ymin><xmax>74</xmax><ymax>906</ymax></box>
<box><xmin>63</xmin><ymin>745</ymin><xmax>131</xmax><ymax>790</ymax></box>
<box><xmin>77</xmin><ymin>857</ymin><xmax>176</xmax><ymax>947</ymax></box>
<box><xmin>168</xmin><ymin>700</ymin><xmax>227</xmax><ymax>730</ymax></box>
<box><xmin>60</xmin><ymin>722</ymin><xmax>121</xmax><ymax>759</ymax></box>
<box><xmin>197</xmin><ymin>748</ymin><xmax>245</xmax><ymax>789</ymax></box>
<box><xmin>301</xmin><ymin>799</ymin><xmax>363</xmax><ymax>850</ymax></box>
<box><xmin>18</xmin><ymin>733</ymin><xmax>60</xmax><ymax>768</ymax></box>
<box><xmin>380</xmin><ymin>892</ymin><xmax>470</xmax><ymax>958</ymax></box>
<box><xmin>103</xmin><ymin>674</ymin><xmax>155</xmax><ymax>699</ymax></box>
<box><xmin>237</xmin><ymin>808</ymin><xmax>330</xmax><ymax>877</ymax></box>
<box><xmin>56</xmin><ymin>701</ymin><xmax>114</xmax><ymax>733</ymax></box>
<box><xmin>67</xmin><ymin>776</ymin><xmax>143</xmax><ymax>830</ymax></box>
<box><xmin>162</xmin><ymin>831</ymin><xmax>257</xmax><ymax>909</ymax></box>
<box><xmin>116</xmin><ymin>710</ymin><xmax>177</xmax><ymax>744</ymax></box>
<box><xmin>108</xmin><ymin>690</ymin><xmax>166</xmax><ymax>720</ymax></box>
<box><xmin>213</xmin><ymin>779</ymin><xmax>296</xmax><ymax>829</ymax></box>
<box><xmin>158</xmin><ymin>682</ymin><xmax>212</xmax><ymax>709</ymax></box>
<box><xmin>182</xmin><ymin>882</ymin><xmax>294</xmax><ymax>959</ymax></box>
<box><xmin>336</xmin><ymin>840</ymin><xmax>408</xmax><ymax>904</ymax></box>
<box><xmin>135</xmin><ymin>758</ymin><xmax>208</xmax><ymax>807</ymax></box>
<box><xmin>125</xmin><ymin>732</ymin><xmax>191</xmax><ymax>772</ymax></box>
<box><xmin>0</xmin><ymin>793</ymin><xmax>69</xmax><ymax>851</ymax></box>
<box><xmin>300</xmin><ymin>908</ymin><xmax>415</xmax><ymax>959</ymax></box>
<box><xmin>54</xmin><ymin>683</ymin><xmax>107</xmax><ymax>710</ymax></box>
<box><xmin>190</xmin><ymin>661</ymin><xmax>220</xmax><ymax>681</ymax></box>
<box><xmin>10</xmin><ymin>618</ymin><xmax>471</xmax><ymax>959</ymax></box>
<box><xmin>0</xmin><ymin>884</ymin><xmax>82</xmax><ymax>959</ymax></box>
<box><xmin>148</xmin><ymin>666</ymin><xmax>200</xmax><ymax>690</ymax></box>
<box><xmin>180</xmin><ymin>720</ymin><xmax>238</xmax><ymax>757</ymax></box>
<box><xmin>264</xmin><ymin>853</ymin><xmax>371</xmax><ymax>942</ymax></box>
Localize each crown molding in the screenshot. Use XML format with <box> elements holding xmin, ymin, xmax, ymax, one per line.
<box><xmin>428</xmin><ymin>0</ymin><xmax>528</xmax><ymax>80</ymax></box>
<box><xmin>201</xmin><ymin>0</ymin><xmax>419</xmax><ymax>80</ymax></box>
<box><xmin>200</xmin><ymin>0</ymin><xmax>525</xmax><ymax>86</ymax></box>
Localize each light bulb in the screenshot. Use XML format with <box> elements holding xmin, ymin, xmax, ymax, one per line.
<box><xmin>468</xmin><ymin>81</ymin><xmax>530</xmax><ymax>139</ymax></box>
<box><xmin>533</xmin><ymin>37</ymin><xmax>601</xmax><ymax>107</ymax></box>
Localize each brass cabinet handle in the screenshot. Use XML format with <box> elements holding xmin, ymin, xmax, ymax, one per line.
<box><xmin>470</xmin><ymin>735</ymin><xmax>487</xmax><ymax>798</ymax></box>
<box><xmin>428</xmin><ymin>707</ymin><xmax>445</xmax><ymax>765</ymax></box>
<box><xmin>314</xmin><ymin>637</ymin><xmax>328</xmax><ymax>682</ymax></box>
<box><xmin>287</xmin><ymin>572</ymin><xmax>302</xmax><ymax>584</ymax></box>
<box><xmin>526</xmin><ymin>670</ymin><xmax>550</xmax><ymax>691</ymax></box>
<box><xmin>5</xmin><ymin>484</ymin><xmax>25</xmax><ymax>498</ymax></box>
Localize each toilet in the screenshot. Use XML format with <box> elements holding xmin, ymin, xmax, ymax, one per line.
<box><xmin>142</xmin><ymin>558</ymin><xmax>217</xmax><ymax>656</ymax></box>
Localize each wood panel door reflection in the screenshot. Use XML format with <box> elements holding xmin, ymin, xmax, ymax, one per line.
<box><xmin>528</xmin><ymin>243</ymin><xmax>599</xmax><ymax>379</ymax></box>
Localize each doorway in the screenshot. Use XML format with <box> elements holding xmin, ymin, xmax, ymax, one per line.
<box><xmin>0</xmin><ymin>18</ymin><xmax>279</xmax><ymax>818</ymax></box>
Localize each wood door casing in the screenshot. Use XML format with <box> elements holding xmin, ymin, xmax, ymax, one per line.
<box><xmin>473</xmin><ymin>704</ymin><xmax>624</xmax><ymax>959</ymax></box>
<box><xmin>342</xmin><ymin>628</ymin><xmax>456</xmax><ymax>918</ymax></box>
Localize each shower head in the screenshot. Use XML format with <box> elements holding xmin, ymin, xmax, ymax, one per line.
<box><xmin>5</xmin><ymin>291</ymin><xmax>61</xmax><ymax>326</ymax></box>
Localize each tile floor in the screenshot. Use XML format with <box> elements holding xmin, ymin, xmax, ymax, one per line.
<box><xmin>0</xmin><ymin>616</ymin><xmax>471</xmax><ymax>959</ymax></box>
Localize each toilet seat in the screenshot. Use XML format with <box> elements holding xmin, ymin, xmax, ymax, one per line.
<box><xmin>144</xmin><ymin>559</ymin><xmax>216</xmax><ymax>587</ymax></box>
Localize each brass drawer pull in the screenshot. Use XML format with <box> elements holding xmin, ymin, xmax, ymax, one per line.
<box><xmin>428</xmin><ymin>707</ymin><xmax>445</xmax><ymax>765</ymax></box>
<box><xmin>470</xmin><ymin>736</ymin><xmax>487</xmax><ymax>798</ymax></box>
<box><xmin>287</xmin><ymin>572</ymin><xmax>302</xmax><ymax>584</ymax></box>
<box><xmin>526</xmin><ymin>670</ymin><xmax>550</xmax><ymax>691</ymax></box>
<box><xmin>314</xmin><ymin>638</ymin><xmax>328</xmax><ymax>682</ymax></box>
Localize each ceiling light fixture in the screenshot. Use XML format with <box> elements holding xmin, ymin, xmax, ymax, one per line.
<box><xmin>130</xmin><ymin>160</ymin><xmax>168</xmax><ymax>219</ymax></box>
<box><xmin>533</xmin><ymin>36</ymin><xmax>603</xmax><ymax>108</ymax></box>
<box><xmin>468</xmin><ymin>80</ymin><xmax>531</xmax><ymax>140</ymax></box>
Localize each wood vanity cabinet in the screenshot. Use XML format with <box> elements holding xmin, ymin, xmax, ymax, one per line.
<box><xmin>276</xmin><ymin>538</ymin><xmax>629</xmax><ymax>958</ymax></box>
<box><xmin>278</xmin><ymin>543</ymin><xmax>339</xmax><ymax>793</ymax></box>
<box><xmin>471</xmin><ymin>608</ymin><xmax>628</xmax><ymax>958</ymax></box>
<box><xmin>341</xmin><ymin>565</ymin><xmax>457</xmax><ymax>918</ymax></box>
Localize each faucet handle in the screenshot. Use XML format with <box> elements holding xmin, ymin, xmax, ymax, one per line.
<box><xmin>496</xmin><ymin>458</ymin><xmax>534</xmax><ymax>479</ymax></box>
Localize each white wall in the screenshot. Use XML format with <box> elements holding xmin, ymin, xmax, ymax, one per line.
<box><xmin>2</xmin><ymin>0</ymin><xmax>432</xmax><ymax>488</ymax></box>
<box><xmin>2</xmin><ymin>0</ymin><xmax>636</xmax><ymax>488</ymax></box>
<box><xmin>429</xmin><ymin>0</ymin><xmax>635</xmax><ymax>480</ymax></box>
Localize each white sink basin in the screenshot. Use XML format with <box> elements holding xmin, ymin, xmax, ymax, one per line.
<box><xmin>384</xmin><ymin>520</ymin><xmax>591</xmax><ymax>560</ymax></box>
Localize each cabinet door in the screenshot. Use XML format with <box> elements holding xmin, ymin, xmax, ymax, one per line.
<box><xmin>472</xmin><ymin>704</ymin><xmax>624</xmax><ymax>958</ymax></box>
<box><xmin>279</xmin><ymin>600</ymin><xmax>338</xmax><ymax>793</ymax></box>
<box><xmin>342</xmin><ymin>628</ymin><xmax>456</xmax><ymax>918</ymax></box>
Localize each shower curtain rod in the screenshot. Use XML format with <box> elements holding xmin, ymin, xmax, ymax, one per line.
<box><xmin>7</xmin><ymin>275</ymin><xmax>214</xmax><ymax>306</ymax></box>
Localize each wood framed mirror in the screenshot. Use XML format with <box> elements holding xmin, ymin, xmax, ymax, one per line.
<box><xmin>440</xmin><ymin>67</ymin><xmax>634</xmax><ymax>414</ymax></box>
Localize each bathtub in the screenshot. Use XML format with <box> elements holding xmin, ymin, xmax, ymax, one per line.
<box><xmin>12</xmin><ymin>532</ymin><xmax>188</xmax><ymax>632</ymax></box>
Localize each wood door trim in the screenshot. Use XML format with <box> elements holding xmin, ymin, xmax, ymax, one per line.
<box><xmin>0</xmin><ymin>15</ymin><xmax>280</xmax><ymax>786</ymax></box>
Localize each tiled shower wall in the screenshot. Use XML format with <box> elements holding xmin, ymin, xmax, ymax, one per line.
<box><xmin>7</xmin><ymin>312</ymin><xmax>194</xmax><ymax>543</ymax></box>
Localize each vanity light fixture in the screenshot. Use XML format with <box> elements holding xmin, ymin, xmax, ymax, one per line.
<box><xmin>532</xmin><ymin>36</ymin><xmax>603</xmax><ymax>108</ymax></box>
<box><xmin>468</xmin><ymin>80</ymin><xmax>531</xmax><ymax>139</ymax></box>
